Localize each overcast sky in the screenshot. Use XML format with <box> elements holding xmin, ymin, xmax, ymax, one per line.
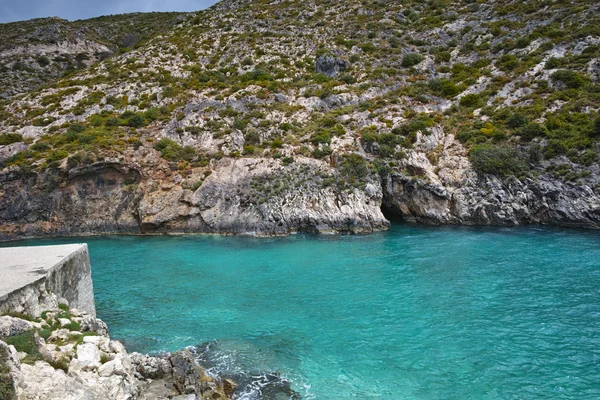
<box><xmin>0</xmin><ymin>0</ymin><xmax>219</xmax><ymax>23</ymax></box>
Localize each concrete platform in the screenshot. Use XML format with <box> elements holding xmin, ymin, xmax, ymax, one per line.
<box><xmin>0</xmin><ymin>244</ymin><xmax>86</xmax><ymax>298</ymax></box>
<box><xmin>0</xmin><ymin>244</ymin><xmax>95</xmax><ymax>317</ymax></box>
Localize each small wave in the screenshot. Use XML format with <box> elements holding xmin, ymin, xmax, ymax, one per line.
<box><xmin>190</xmin><ymin>340</ymin><xmax>304</xmax><ymax>399</ymax></box>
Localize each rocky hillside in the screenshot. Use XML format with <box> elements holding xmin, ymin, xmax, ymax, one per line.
<box><xmin>1</xmin><ymin>0</ymin><xmax>599</xmax><ymax>239</ymax></box>
<box><xmin>0</xmin><ymin>13</ymin><xmax>186</xmax><ymax>99</ymax></box>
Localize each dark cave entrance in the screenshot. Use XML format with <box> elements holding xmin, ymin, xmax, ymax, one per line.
<box><xmin>380</xmin><ymin>202</ymin><xmax>404</xmax><ymax>223</ymax></box>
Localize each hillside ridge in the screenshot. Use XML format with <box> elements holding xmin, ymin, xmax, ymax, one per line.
<box><xmin>0</xmin><ymin>12</ymin><xmax>186</xmax><ymax>98</ymax></box>
<box><xmin>0</xmin><ymin>0</ymin><xmax>599</xmax><ymax>239</ymax></box>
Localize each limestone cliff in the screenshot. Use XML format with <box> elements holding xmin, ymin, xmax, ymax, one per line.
<box><xmin>1</xmin><ymin>0</ymin><xmax>599</xmax><ymax>237</ymax></box>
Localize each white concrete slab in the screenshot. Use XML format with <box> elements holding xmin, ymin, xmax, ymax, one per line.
<box><xmin>0</xmin><ymin>244</ymin><xmax>87</xmax><ymax>298</ymax></box>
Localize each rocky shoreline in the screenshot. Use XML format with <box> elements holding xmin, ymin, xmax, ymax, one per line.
<box><xmin>2</xmin><ymin>129</ymin><xmax>599</xmax><ymax>242</ymax></box>
<box><xmin>0</xmin><ymin>244</ymin><xmax>298</xmax><ymax>400</ymax></box>
<box><xmin>0</xmin><ymin>306</ymin><xmax>239</xmax><ymax>400</ymax></box>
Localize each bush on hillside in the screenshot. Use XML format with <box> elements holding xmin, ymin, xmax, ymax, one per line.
<box><xmin>154</xmin><ymin>138</ymin><xmax>196</xmax><ymax>162</ymax></box>
<box><xmin>519</xmin><ymin>123</ymin><xmax>548</xmax><ymax>141</ymax></box>
<box><xmin>469</xmin><ymin>144</ymin><xmax>528</xmax><ymax>177</ymax></box>
<box><xmin>459</xmin><ymin>94</ymin><xmax>482</xmax><ymax>108</ymax></box>
<box><xmin>0</xmin><ymin>133</ymin><xmax>24</xmax><ymax>145</ymax></box>
<box><xmin>402</xmin><ymin>53</ymin><xmax>423</xmax><ymax>67</ymax></box>
<box><xmin>550</xmin><ymin>70</ymin><xmax>586</xmax><ymax>89</ymax></box>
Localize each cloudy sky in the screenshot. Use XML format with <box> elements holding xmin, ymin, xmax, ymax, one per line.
<box><xmin>0</xmin><ymin>0</ymin><xmax>219</xmax><ymax>23</ymax></box>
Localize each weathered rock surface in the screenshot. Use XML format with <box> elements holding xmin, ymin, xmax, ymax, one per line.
<box><xmin>1</xmin><ymin>305</ymin><xmax>235</xmax><ymax>400</ymax></box>
<box><xmin>0</xmin><ymin>14</ymin><xmax>186</xmax><ymax>99</ymax></box>
<box><xmin>0</xmin><ymin>316</ymin><xmax>34</xmax><ymax>338</ymax></box>
<box><xmin>0</xmin><ymin>340</ymin><xmax>23</xmax><ymax>399</ymax></box>
<box><xmin>315</xmin><ymin>55</ymin><xmax>349</xmax><ymax>77</ymax></box>
<box><xmin>0</xmin><ymin>155</ymin><xmax>390</xmax><ymax>240</ymax></box>
<box><xmin>2</xmin><ymin>125</ymin><xmax>599</xmax><ymax>241</ymax></box>
<box><xmin>381</xmin><ymin>129</ymin><xmax>600</xmax><ymax>228</ymax></box>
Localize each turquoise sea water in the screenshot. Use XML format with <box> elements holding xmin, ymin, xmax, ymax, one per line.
<box><xmin>5</xmin><ymin>225</ymin><xmax>600</xmax><ymax>399</ymax></box>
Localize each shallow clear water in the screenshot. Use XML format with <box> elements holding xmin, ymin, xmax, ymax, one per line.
<box><xmin>6</xmin><ymin>225</ymin><xmax>600</xmax><ymax>399</ymax></box>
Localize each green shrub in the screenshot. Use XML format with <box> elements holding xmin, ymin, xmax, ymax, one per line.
<box><xmin>127</xmin><ymin>114</ymin><xmax>146</xmax><ymax>128</ymax></box>
<box><xmin>279</xmin><ymin>123</ymin><xmax>293</xmax><ymax>131</ymax></box>
<box><xmin>105</xmin><ymin>96</ymin><xmax>127</xmax><ymax>108</ymax></box>
<box><xmin>65</xmin><ymin>321</ymin><xmax>81</xmax><ymax>331</ymax></box>
<box><xmin>507</xmin><ymin>113</ymin><xmax>528</xmax><ymax>128</ymax></box>
<box><xmin>271</xmin><ymin>138</ymin><xmax>283</xmax><ymax>148</ymax></box>
<box><xmin>340</xmin><ymin>74</ymin><xmax>357</xmax><ymax>84</ymax></box>
<box><xmin>0</xmin><ymin>133</ymin><xmax>24</xmax><ymax>145</ymax></box>
<box><xmin>545</xmin><ymin>57</ymin><xmax>564</xmax><ymax>69</ymax></box>
<box><xmin>240</xmin><ymin>68</ymin><xmax>272</xmax><ymax>82</ymax></box>
<box><xmin>144</xmin><ymin>107</ymin><xmax>168</xmax><ymax>122</ymax></box>
<box><xmin>339</xmin><ymin>154</ymin><xmax>370</xmax><ymax>183</ymax></box>
<box><xmin>393</xmin><ymin>119</ymin><xmax>430</xmax><ymax>136</ymax></box>
<box><xmin>579</xmin><ymin>149</ymin><xmax>599</xmax><ymax>166</ymax></box>
<box><xmin>497</xmin><ymin>54</ymin><xmax>519</xmax><ymax>72</ymax></box>
<box><xmin>310</xmin><ymin>129</ymin><xmax>332</xmax><ymax>145</ymax></box>
<box><xmin>550</xmin><ymin>70</ymin><xmax>586</xmax><ymax>89</ymax></box>
<box><xmin>312</xmin><ymin>146</ymin><xmax>332</xmax><ymax>159</ymax></box>
<box><xmin>68</xmin><ymin>123</ymin><xmax>86</xmax><ymax>133</ymax></box>
<box><xmin>469</xmin><ymin>144</ymin><xmax>528</xmax><ymax>177</ymax></box>
<box><xmin>37</xmin><ymin>55</ymin><xmax>51</xmax><ymax>67</ymax></box>
<box><xmin>105</xmin><ymin>117</ymin><xmax>119</xmax><ymax>126</ymax></box>
<box><xmin>244</xmin><ymin>129</ymin><xmax>261</xmax><ymax>145</ymax></box>
<box><xmin>67</xmin><ymin>154</ymin><xmax>82</xmax><ymax>169</ymax></box>
<box><xmin>515</xmin><ymin>36</ymin><xmax>531</xmax><ymax>49</ymax></box>
<box><xmin>435</xmin><ymin>52</ymin><xmax>451</xmax><ymax>63</ymax></box>
<box><xmin>4</xmin><ymin>330</ymin><xmax>43</xmax><ymax>364</ymax></box>
<box><xmin>429</xmin><ymin>79</ymin><xmax>461</xmax><ymax>97</ymax></box>
<box><xmin>47</xmin><ymin>150</ymin><xmax>68</xmax><ymax>162</ymax></box>
<box><xmin>233</xmin><ymin>119</ymin><xmax>247</xmax><ymax>130</ymax></box>
<box><xmin>360</xmin><ymin>42</ymin><xmax>376</xmax><ymax>53</ymax></box>
<box><xmin>161</xmin><ymin>86</ymin><xmax>178</xmax><ymax>98</ymax></box>
<box><xmin>528</xmin><ymin>143</ymin><xmax>543</xmax><ymax>164</ymax></box>
<box><xmin>519</xmin><ymin>123</ymin><xmax>548</xmax><ymax>141</ymax></box>
<box><xmin>154</xmin><ymin>138</ymin><xmax>196</xmax><ymax>162</ymax></box>
<box><xmin>361</xmin><ymin>127</ymin><xmax>379</xmax><ymax>146</ymax></box>
<box><xmin>459</xmin><ymin>94</ymin><xmax>482</xmax><ymax>108</ymax></box>
<box><xmin>543</xmin><ymin>139</ymin><xmax>568</xmax><ymax>159</ymax></box>
<box><xmin>38</xmin><ymin>328</ymin><xmax>52</xmax><ymax>340</ymax></box>
<box><xmin>402</xmin><ymin>53</ymin><xmax>423</xmax><ymax>67</ymax></box>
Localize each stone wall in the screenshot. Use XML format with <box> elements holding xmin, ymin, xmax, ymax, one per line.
<box><xmin>0</xmin><ymin>244</ymin><xmax>95</xmax><ymax>317</ymax></box>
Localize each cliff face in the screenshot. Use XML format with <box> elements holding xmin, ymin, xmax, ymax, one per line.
<box><xmin>1</xmin><ymin>0</ymin><xmax>599</xmax><ymax>238</ymax></box>
<box><xmin>0</xmin><ymin>155</ymin><xmax>389</xmax><ymax>239</ymax></box>
<box><xmin>381</xmin><ymin>128</ymin><xmax>600</xmax><ymax>228</ymax></box>
<box><xmin>1</xmin><ymin>127</ymin><xmax>599</xmax><ymax>240</ymax></box>
<box><xmin>0</xmin><ymin>13</ymin><xmax>186</xmax><ymax>99</ymax></box>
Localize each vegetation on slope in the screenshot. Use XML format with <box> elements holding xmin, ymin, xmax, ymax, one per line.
<box><xmin>0</xmin><ymin>0</ymin><xmax>598</xmax><ymax>189</ymax></box>
<box><xmin>0</xmin><ymin>12</ymin><xmax>186</xmax><ymax>98</ymax></box>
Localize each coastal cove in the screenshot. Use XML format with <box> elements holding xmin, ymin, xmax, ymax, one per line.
<box><xmin>3</xmin><ymin>224</ymin><xmax>600</xmax><ymax>399</ymax></box>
